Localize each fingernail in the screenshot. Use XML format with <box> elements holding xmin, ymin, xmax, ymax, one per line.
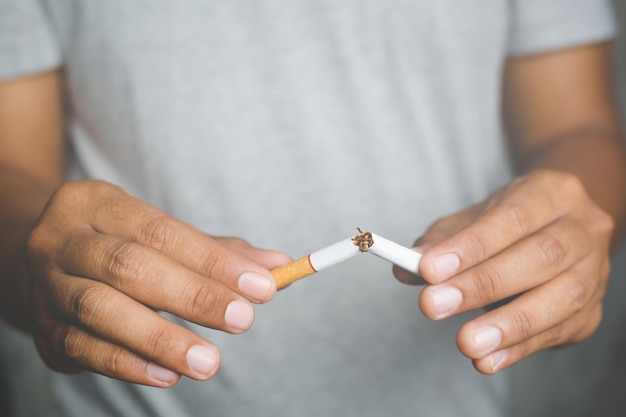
<box><xmin>186</xmin><ymin>345</ymin><xmax>219</xmax><ymax>376</ymax></box>
<box><xmin>146</xmin><ymin>362</ymin><xmax>178</xmax><ymax>385</ymax></box>
<box><xmin>239</xmin><ymin>272</ymin><xmax>273</xmax><ymax>302</ymax></box>
<box><xmin>429</xmin><ymin>286</ymin><xmax>463</xmax><ymax>318</ymax></box>
<box><xmin>472</xmin><ymin>326</ymin><xmax>502</xmax><ymax>354</ymax></box>
<box><xmin>225</xmin><ymin>300</ymin><xmax>255</xmax><ymax>331</ymax></box>
<box><xmin>433</xmin><ymin>253</ymin><xmax>460</xmax><ymax>282</ymax></box>
<box><xmin>487</xmin><ymin>349</ymin><xmax>508</xmax><ymax>372</ymax></box>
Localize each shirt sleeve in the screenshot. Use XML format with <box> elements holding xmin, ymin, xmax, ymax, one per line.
<box><xmin>0</xmin><ymin>0</ymin><xmax>62</xmax><ymax>81</ymax></box>
<box><xmin>508</xmin><ymin>0</ymin><xmax>618</xmax><ymax>56</ymax></box>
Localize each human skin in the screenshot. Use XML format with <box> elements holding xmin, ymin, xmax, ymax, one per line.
<box><xmin>394</xmin><ymin>43</ymin><xmax>626</xmax><ymax>375</ymax></box>
<box><xmin>0</xmin><ymin>73</ymin><xmax>291</xmax><ymax>387</ymax></box>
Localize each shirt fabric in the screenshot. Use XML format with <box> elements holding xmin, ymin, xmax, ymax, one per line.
<box><xmin>0</xmin><ymin>1</ymin><xmax>617</xmax><ymax>416</ymax></box>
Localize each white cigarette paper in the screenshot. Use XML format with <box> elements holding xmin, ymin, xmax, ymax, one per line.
<box><xmin>271</xmin><ymin>230</ymin><xmax>422</xmax><ymax>289</ymax></box>
<box><xmin>368</xmin><ymin>233</ymin><xmax>422</xmax><ymax>274</ymax></box>
<box><xmin>309</xmin><ymin>238</ymin><xmax>362</xmax><ymax>271</ymax></box>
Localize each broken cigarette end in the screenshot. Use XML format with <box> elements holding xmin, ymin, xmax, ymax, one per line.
<box><xmin>352</xmin><ymin>228</ymin><xmax>374</xmax><ymax>252</ymax></box>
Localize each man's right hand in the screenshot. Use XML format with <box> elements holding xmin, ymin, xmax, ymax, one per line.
<box><xmin>25</xmin><ymin>179</ymin><xmax>289</xmax><ymax>387</ymax></box>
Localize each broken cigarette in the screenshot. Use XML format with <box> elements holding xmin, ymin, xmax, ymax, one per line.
<box><xmin>271</xmin><ymin>229</ymin><xmax>422</xmax><ymax>289</ymax></box>
<box><xmin>271</xmin><ymin>237</ymin><xmax>362</xmax><ymax>289</ymax></box>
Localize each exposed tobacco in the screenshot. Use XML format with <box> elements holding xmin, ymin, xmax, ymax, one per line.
<box><xmin>352</xmin><ymin>228</ymin><xmax>374</xmax><ymax>252</ymax></box>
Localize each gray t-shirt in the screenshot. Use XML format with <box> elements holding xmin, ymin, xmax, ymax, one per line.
<box><xmin>0</xmin><ymin>1</ymin><xmax>616</xmax><ymax>416</ymax></box>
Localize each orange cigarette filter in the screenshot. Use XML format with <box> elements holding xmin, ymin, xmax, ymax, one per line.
<box><xmin>271</xmin><ymin>256</ymin><xmax>316</xmax><ymax>289</ymax></box>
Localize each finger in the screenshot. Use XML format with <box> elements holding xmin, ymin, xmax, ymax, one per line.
<box><xmin>215</xmin><ymin>236</ymin><xmax>293</xmax><ymax>270</ymax></box>
<box><xmin>81</xmin><ymin>182</ymin><xmax>276</xmax><ymax>302</ymax></box>
<box><xmin>455</xmin><ymin>265</ymin><xmax>606</xmax><ymax>362</ymax></box>
<box><xmin>470</xmin><ymin>303</ymin><xmax>603</xmax><ymax>375</ymax></box>
<box><xmin>56</xmin><ymin>231</ymin><xmax>257</xmax><ymax>332</ymax></box>
<box><xmin>36</xmin><ymin>323</ymin><xmax>182</xmax><ymax>387</ymax></box>
<box><xmin>47</xmin><ymin>276</ymin><xmax>222</xmax><ymax>381</ymax></box>
<box><xmin>420</xmin><ymin>173</ymin><xmax>581</xmax><ymax>283</ymax></box>
<box><xmin>419</xmin><ymin>216</ymin><xmax>594</xmax><ymax>318</ymax></box>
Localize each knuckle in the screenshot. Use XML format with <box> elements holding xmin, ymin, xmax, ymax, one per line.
<box><xmin>554</xmin><ymin>172</ymin><xmax>586</xmax><ymax>200</ymax></box>
<box><xmin>70</xmin><ymin>284</ymin><xmax>110</xmax><ymax>327</ymax></box>
<box><xmin>535</xmin><ymin>233</ymin><xmax>567</xmax><ymax>269</ymax></box>
<box><xmin>26</xmin><ymin>220</ymin><xmax>63</xmax><ymax>262</ymax></box>
<box><xmin>26</xmin><ymin>227</ymin><xmax>51</xmax><ymax>263</ymax></box>
<box><xmin>104</xmin><ymin>241</ymin><xmax>144</xmax><ymax>285</ymax></box>
<box><xmin>139</xmin><ymin>215</ymin><xmax>178</xmax><ymax>252</ymax></box>
<box><xmin>60</xmin><ymin>326</ymin><xmax>84</xmax><ymax>361</ymax></box>
<box><xmin>592</xmin><ymin>208</ymin><xmax>615</xmax><ymax>236</ymax></box>
<box><xmin>464</xmin><ymin>230</ymin><xmax>488</xmax><ymax>263</ymax></box>
<box><xmin>51</xmin><ymin>181</ymin><xmax>83</xmax><ymax>204</ymax></box>
<box><xmin>532</xmin><ymin>171</ymin><xmax>584</xmax><ymax>210</ymax></box>
<box><xmin>562</xmin><ymin>173</ymin><xmax>585</xmax><ymax>195</ymax></box>
<box><xmin>568</xmin><ymin>279</ymin><xmax>589</xmax><ymax>312</ymax></box>
<box><xmin>504</xmin><ymin>203</ymin><xmax>532</xmax><ymax>239</ymax></box>
<box><xmin>145</xmin><ymin>327</ymin><xmax>179</xmax><ymax>358</ymax></box>
<box><xmin>183</xmin><ymin>283</ymin><xmax>222</xmax><ymax>319</ymax></box>
<box><xmin>541</xmin><ymin>169</ymin><xmax>568</xmax><ymax>187</ymax></box>
<box><xmin>544</xmin><ymin>322</ymin><xmax>567</xmax><ymax>347</ymax></box>
<box><xmin>99</xmin><ymin>347</ymin><xmax>128</xmax><ymax>377</ymax></box>
<box><xmin>51</xmin><ymin>181</ymin><xmax>106</xmax><ymax>209</ymax></box>
<box><xmin>470</xmin><ymin>266</ymin><xmax>502</xmax><ymax>302</ymax></box>
<box><xmin>199</xmin><ymin>250</ymin><xmax>229</xmax><ymax>279</ymax></box>
<box><xmin>26</xmin><ymin>224</ymin><xmax>46</xmax><ymax>250</ymax></box>
<box><xmin>510</xmin><ymin>309</ymin><xmax>536</xmax><ymax>339</ymax></box>
<box><xmin>96</xmin><ymin>180</ymin><xmax>126</xmax><ymax>196</ymax></box>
